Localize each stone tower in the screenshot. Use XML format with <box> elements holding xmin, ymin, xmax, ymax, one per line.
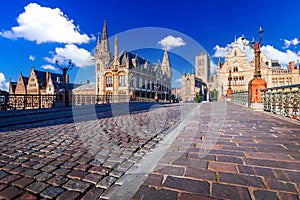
<box><xmin>161</xmin><ymin>49</ymin><xmax>172</xmax><ymax>77</ymax></box>
<box><xmin>196</xmin><ymin>52</ymin><xmax>210</xmax><ymax>83</ymax></box>
<box><xmin>95</xmin><ymin>20</ymin><xmax>112</xmax><ymax>95</ymax></box>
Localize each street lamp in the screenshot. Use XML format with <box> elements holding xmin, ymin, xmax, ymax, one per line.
<box><xmin>56</xmin><ymin>60</ymin><xmax>74</xmax><ymax>107</ymax></box>
<box><xmin>241</xmin><ymin>26</ymin><xmax>263</xmax><ymax>78</ymax></box>
<box><xmin>241</xmin><ymin>27</ymin><xmax>267</xmax><ymax>110</ymax></box>
<box><xmin>154</xmin><ymin>85</ymin><xmax>160</xmax><ymax>102</ymax></box>
<box><xmin>226</xmin><ymin>70</ymin><xmax>233</xmax><ymax>100</ymax></box>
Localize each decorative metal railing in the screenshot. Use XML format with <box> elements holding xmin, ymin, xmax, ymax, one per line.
<box><xmin>0</xmin><ymin>94</ymin><xmax>57</xmax><ymax>110</ymax></box>
<box><xmin>230</xmin><ymin>91</ymin><xmax>249</xmax><ymax>106</ymax></box>
<box><xmin>0</xmin><ymin>93</ymin><xmax>168</xmax><ymax>110</ymax></box>
<box><xmin>72</xmin><ymin>95</ymin><xmax>167</xmax><ymax>106</ymax></box>
<box><xmin>261</xmin><ymin>84</ymin><xmax>300</xmax><ymax>120</ymax></box>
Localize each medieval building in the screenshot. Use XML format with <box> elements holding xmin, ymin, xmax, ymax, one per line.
<box><xmin>94</xmin><ymin>21</ymin><xmax>172</xmax><ymax>102</ymax></box>
<box><xmin>212</xmin><ymin>38</ymin><xmax>300</xmax><ymax>98</ymax></box>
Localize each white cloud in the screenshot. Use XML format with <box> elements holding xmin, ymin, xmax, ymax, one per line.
<box><xmin>283</xmin><ymin>38</ymin><xmax>299</xmax><ymax>49</ymax></box>
<box><xmin>40</xmin><ymin>64</ymin><xmax>59</xmax><ymax>71</ymax></box>
<box><xmin>158</xmin><ymin>35</ymin><xmax>186</xmax><ymax>50</ymax></box>
<box><xmin>261</xmin><ymin>45</ymin><xmax>300</xmax><ymax>65</ymax></box>
<box><xmin>0</xmin><ymin>72</ymin><xmax>9</xmax><ymax>91</ymax></box>
<box><xmin>29</xmin><ymin>55</ymin><xmax>36</xmax><ymax>61</ymax></box>
<box><xmin>1</xmin><ymin>3</ymin><xmax>92</xmax><ymax>44</ymax></box>
<box><xmin>213</xmin><ymin>37</ymin><xmax>254</xmax><ymax>61</ymax></box>
<box><xmin>175</xmin><ymin>77</ymin><xmax>182</xmax><ymax>83</ymax></box>
<box><xmin>213</xmin><ymin>45</ymin><xmax>227</xmax><ymax>58</ymax></box>
<box><xmin>45</xmin><ymin>44</ymin><xmax>94</xmax><ymax>68</ymax></box>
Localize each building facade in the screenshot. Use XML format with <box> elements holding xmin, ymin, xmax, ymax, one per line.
<box><xmin>211</xmin><ymin>39</ymin><xmax>300</xmax><ymax>99</ymax></box>
<box><xmin>94</xmin><ymin>21</ymin><xmax>172</xmax><ymax>101</ymax></box>
<box><xmin>181</xmin><ymin>72</ymin><xmax>207</xmax><ymax>102</ymax></box>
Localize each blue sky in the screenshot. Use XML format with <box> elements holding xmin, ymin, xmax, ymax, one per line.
<box><xmin>1</xmin><ymin>0</ymin><xmax>300</xmax><ymax>91</ymax></box>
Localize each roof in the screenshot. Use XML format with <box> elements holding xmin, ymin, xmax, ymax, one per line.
<box><xmin>73</xmin><ymin>83</ymin><xmax>95</xmax><ymax>91</ymax></box>
<box><xmin>22</xmin><ymin>76</ymin><xmax>29</xmax><ymax>86</ymax></box>
<box><xmin>34</xmin><ymin>70</ymin><xmax>64</xmax><ymax>87</ymax></box>
<box><xmin>271</xmin><ymin>60</ymin><xmax>281</xmax><ymax>69</ymax></box>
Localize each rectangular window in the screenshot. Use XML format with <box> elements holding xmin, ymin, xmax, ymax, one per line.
<box><xmin>119</xmin><ymin>75</ymin><xmax>126</xmax><ymax>87</ymax></box>
<box><xmin>106</xmin><ymin>76</ymin><xmax>112</xmax><ymax>87</ymax></box>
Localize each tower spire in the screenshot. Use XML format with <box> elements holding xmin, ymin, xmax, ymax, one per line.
<box><xmin>102</xmin><ymin>20</ymin><xmax>108</xmax><ymax>40</ymax></box>
<box><xmin>161</xmin><ymin>49</ymin><xmax>172</xmax><ymax>77</ymax></box>
<box><xmin>113</xmin><ymin>36</ymin><xmax>119</xmax><ymax>67</ymax></box>
<box><xmin>97</xmin><ymin>32</ymin><xmax>101</xmax><ymax>44</ymax></box>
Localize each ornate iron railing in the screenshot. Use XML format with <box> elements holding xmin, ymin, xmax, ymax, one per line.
<box><xmin>72</xmin><ymin>95</ymin><xmax>166</xmax><ymax>106</ymax></box>
<box><xmin>1</xmin><ymin>94</ymin><xmax>57</xmax><ymax>110</ymax></box>
<box><xmin>230</xmin><ymin>91</ymin><xmax>249</xmax><ymax>106</ymax></box>
<box><xmin>261</xmin><ymin>84</ymin><xmax>300</xmax><ymax>120</ymax></box>
<box><xmin>0</xmin><ymin>93</ymin><xmax>168</xmax><ymax>110</ymax></box>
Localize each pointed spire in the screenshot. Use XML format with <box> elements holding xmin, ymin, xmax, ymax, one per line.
<box><xmin>234</xmin><ymin>35</ymin><xmax>237</xmax><ymax>43</ymax></box>
<box><xmin>113</xmin><ymin>36</ymin><xmax>119</xmax><ymax>66</ymax></box>
<box><xmin>102</xmin><ymin>20</ymin><xmax>108</xmax><ymax>40</ymax></box>
<box><xmin>97</xmin><ymin>32</ymin><xmax>101</xmax><ymax>44</ymax></box>
<box><xmin>162</xmin><ymin>49</ymin><xmax>171</xmax><ymax>67</ymax></box>
<box><xmin>183</xmin><ymin>68</ymin><xmax>186</xmax><ymax>76</ymax></box>
<box><xmin>218</xmin><ymin>57</ymin><xmax>221</xmax><ymax>67</ymax></box>
<box><xmin>192</xmin><ymin>68</ymin><xmax>195</xmax><ymax>75</ymax></box>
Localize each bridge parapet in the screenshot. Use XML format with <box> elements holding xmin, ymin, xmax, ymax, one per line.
<box><xmin>261</xmin><ymin>84</ymin><xmax>300</xmax><ymax>120</ymax></box>
<box><xmin>230</xmin><ymin>91</ymin><xmax>249</xmax><ymax>107</ymax></box>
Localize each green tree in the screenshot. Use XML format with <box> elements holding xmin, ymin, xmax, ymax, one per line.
<box><xmin>195</xmin><ymin>93</ymin><xmax>202</xmax><ymax>103</ymax></box>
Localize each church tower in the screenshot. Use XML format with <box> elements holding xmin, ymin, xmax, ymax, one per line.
<box><xmin>95</xmin><ymin>20</ymin><xmax>112</xmax><ymax>95</ymax></box>
<box><xmin>196</xmin><ymin>52</ymin><xmax>210</xmax><ymax>83</ymax></box>
<box><xmin>161</xmin><ymin>49</ymin><xmax>172</xmax><ymax>77</ymax></box>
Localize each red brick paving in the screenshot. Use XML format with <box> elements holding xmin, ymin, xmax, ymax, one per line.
<box><xmin>133</xmin><ymin>102</ymin><xmax>300</xmax><ymax>200</ymax></box>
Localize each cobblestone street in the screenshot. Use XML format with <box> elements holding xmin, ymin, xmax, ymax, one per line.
<box><xmin>0</xmin><ymin>103</ymin><xmax>190</xmax><ymax>199</ymax></box>
<box><xmin>0</xmin><ymin>102</ymin><xmax>300</xmax><ymax>199</ymax></box>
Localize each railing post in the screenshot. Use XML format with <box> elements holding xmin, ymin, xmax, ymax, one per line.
<box><xmin>298</xmin><ymin>87</ymin><xmax>300</xmax><ymax>120</ymax></box>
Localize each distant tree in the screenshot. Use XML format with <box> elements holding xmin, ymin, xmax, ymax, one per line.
<box><xmin>195</xmin><ymin>93</ymin><xmax>202</xmax><ymax>103</ymax></box>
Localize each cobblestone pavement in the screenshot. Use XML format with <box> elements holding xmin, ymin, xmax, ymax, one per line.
<box><xmin>133</xmin><ymin>102</ymin><xmax>300</xmax><ymax>200</ymax></box>
<box><xmin>1</xmin><ymin>102</ymin><xmax>300</xmax><ymax>199</ymax></box>
<box><xmin>0</xmin><ymin>103</ymin><xmax>195</xmax><ymax>199</ymax></box>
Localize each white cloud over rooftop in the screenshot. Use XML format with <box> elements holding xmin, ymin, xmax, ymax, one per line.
<box><xmin>158</xmin><ymin>35</ymin><xmax>186</xmax><ymax>50</ymax></box>
<box><xmin>0</xmin><ymin>3</ymin><xmax>92</xmax><ymax>44</ymax></box>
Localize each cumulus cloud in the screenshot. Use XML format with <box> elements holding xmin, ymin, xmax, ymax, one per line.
<box><xmin>0</xmin><ymin>3</ymin><xmax>92</xmax><ymax>44</ymax></box>
<box><xmin>45</xmin><ymin>44</ymin><xmax>94</xmax><ymax>68</ymax></box>
<box><xmin>261</xmin><ymin>45</ymin><xmax>300</xmax><ymax>66</ymax></box>
<box><xmin>213</xmin><ymin>37</ymin><xmax>254</xmax><ymax>61</ymax></box>
<box><xmin>158</xmin><ymin>35</ymin><xmax>186</xmax><ymax>50</ymax></box>
<box><xmin>40</xmin><ymin>64</ymin><xmax>59</xmax><ymax>71</ymax></box>
<box><xmin>29</xmin><ymin>55</ymin><xmax>36</xmax><ymax>61</ymax></box>
<box><xmin>175</xmin><ymin>77</ymin><xmax>182</xmax><ymax>83</ymax></box>
<box><xmin>283</xmin><ymin>38</ymin><xmax>299</xmax><ymax>49</ymax></box>
<box><xmin>0</xmin><ymin>72</ymin><xmax>9</xmax><ymax>91</ymax></box>
<box><xmin>213</xmin><ymin>45</ymin><xmax>227</xmax><ymax>58</ymax></box>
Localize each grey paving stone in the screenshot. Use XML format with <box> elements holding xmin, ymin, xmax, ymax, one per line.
<box><xmin>34</xmin><ymin>172</ymin><xmax>53</xmax><ymax>181</ymax></box>
<box><xmin>26</xmin><ymin>181</ymin><xmax>49</xmax><ymax>194</ymax></box>
<box><xmin>62</xmin><ymin>179</ymin><xmax>91</xmax><ymax>193</ymax></box>
<box><xmin>96</xmin><ymin>176</ymin><xmax>117</xmax><ymax>189</ymax></box>
<box><xmin>41</xmin><ymin>186</ymin><xmax>64</xmax><ymax>199</ymax></box>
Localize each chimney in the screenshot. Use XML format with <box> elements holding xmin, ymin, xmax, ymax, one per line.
<box><xmin>289</xmin><ymin>61</ymin><xmax>294</xmax><ymax>70</ymax></box>
<box><xmin>46</xmin><ymin>72</ymin><xmax>50</xmax><ymax>86</ymax></box>
<box><xmin>86</xmin><ymin>80</ymin><xmax>90</xmax><ymax>85</ymax></box>
<box><xmin>65</xmin><ymin>74</ymin><xmax>70</xmax><ymax>83</ymax></box>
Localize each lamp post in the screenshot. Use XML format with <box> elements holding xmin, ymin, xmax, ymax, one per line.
<box><xmin>56</xmin><ymin>60</ymin><xmax>73</xmax><ymax>107</ymax></box>
<box><xmin>226</xmin><ymin>70</ymin><xmax>233</xmax><ymax>100</ymax></box>
<box><xmin>154</xmin><ymin>85</ymin><xmax>160</xmax><ymax>102</ymax></box>
<box><xmin>241</xmin><ymin>27</ymin><xmax>267</xmax><ymax>111</ymax></box>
